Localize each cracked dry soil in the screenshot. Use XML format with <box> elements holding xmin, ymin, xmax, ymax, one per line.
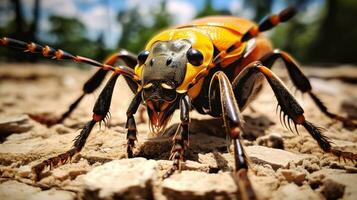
<box><xmin>0</xmin><ymin>63</ymin><xmax>356</xmax><ymax>200</ymax></box>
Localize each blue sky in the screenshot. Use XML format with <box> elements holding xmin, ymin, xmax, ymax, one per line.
<box><xmin>1</xmin><ymin>0</ymin><xmax>323</xmax><ymax>48</ymax></box>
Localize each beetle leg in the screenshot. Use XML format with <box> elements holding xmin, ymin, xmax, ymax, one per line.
<box><xmin>0</xmin><ymin>37</ymin><xmax>140</xmax><ymax>82</ymax></box>
<box><xmin>125</xmin><ymin>91</ymin><xmax>142</xmax><ymax>158</ymax></box>
<box><xmin>31</xmin><ymin>73</ymin><xmax>119</xmax><ymax>181</ymax></box>
<box><xmin>163</xmin><ymin>94</ymin><xmax>190</xmax><ymax>179</ymax></box>
<box><xmin>29</xmin><ymin>50</ymin><xmax>138</xmax><ymax>127</ymax></box>
<box><xmin>242</xmin><ymin>6</ymin><xmax>297</xmax><ymax>42</ymax></box>
<box><xmin>234</xmin><ymin>61</ymin><xmax>357</xmax><ymax>162</ymax></box>
<box><xmin>210</xmin><ymin>7</ymin><xmax>296</xmax><ymax>65</ymax></box>
<box><xmin>260</xmin><ymin>49</ymin><xmax>356</xmax><ymax>128</ymax></box>
<box><xmin>208</xmin><ymin>71</ymin><xmax>256</xmax><ymax>200</ymax></box>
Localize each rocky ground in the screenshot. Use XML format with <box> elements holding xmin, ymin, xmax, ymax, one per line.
<box><xmin>0</xmin><ymin>63</ymin><xmax>356</xmax><ymax>200</ymax></box>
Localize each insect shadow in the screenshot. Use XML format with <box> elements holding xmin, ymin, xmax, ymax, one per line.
<box><xmin>136</xmin><ymin>113</ymin><xmax>274</xmax><ymax>165</ymax></box>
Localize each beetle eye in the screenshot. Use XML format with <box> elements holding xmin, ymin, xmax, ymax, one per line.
<box><xmin>138</xmin><ymin>50</ymin><xmax>150</xmax><ymax>65</ymax></box>
<box><xmin>186</xmin><ymin>48</ymin><xmax>203</xmax><ymax>66</ymax></box>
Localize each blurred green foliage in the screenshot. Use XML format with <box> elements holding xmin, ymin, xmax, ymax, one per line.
<box><xmin>117</xmin><ymin>2</ymin><xmax>171</xmax><ymax>53</ymax></box>
<box><xmin>48</xmin><ymin>16</ymin><xmax>109</xmax><ymax>60</ymax></box>
<box><xmin>0</xmin><ymin>0</ymin><xmax>356</xmax><ymax>64</ymax></box>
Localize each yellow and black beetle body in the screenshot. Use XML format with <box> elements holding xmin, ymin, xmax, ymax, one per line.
<box><xmin>1</xmin><ymin>7</ymin><xmax>356</xmax><ymax>200</ymax></box>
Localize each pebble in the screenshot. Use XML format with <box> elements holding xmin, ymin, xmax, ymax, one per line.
<box><xmin>82</xmin><ymin>158</ymin><xmax>157</xmax><ymax>200</ymax></box>
<box><xmin>162</xmin><ymin>171</ymin><xmax>238</xmax><ymax>200</ymax></box>
<box><xmin>245</xmin><ymin>145</ymin><xmax>308</xmax><ymax>170</ymax></box>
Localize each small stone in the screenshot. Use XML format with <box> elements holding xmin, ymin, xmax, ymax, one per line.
<box><xmin>321</xmin><ymin>179</ymin><xmax>345</xmax><ymax>200</ymax></box>
<box><xmin>245</xmin><ymin>145</ymin><xmax>307</xmax><ymax>170</ymax></box>
<box><xmin>162</xmin><ymin>171</ymin><xmax>238</xmax><ymax>200</ymax></box>
<box><xmin>341</xmin><ymin>97</ymin><xmax>357</xmax><ymax>119</ymax></box>
<box><xmin>51</xmin><ymin>159</ymin><xmax>91</xmax><ymax>181</ymax></box>
<box><xmin>257</xmin><ymin>133</ymin><xmax>284</xmax><ymax>149</ymax></box>
<box><xmin>308</xmin><ymin>169</ymin><xmax>357</xmax><ymax>199</ymax></box>
<box><xmin>302</xmin><ymin>159</ymin><xmax>320</xmax><ymax>173</ymax></box>
<box><xmin>182</xmin><ymin>160</ymin><xmax>210</xmax><ymax>173</ymax></box>
<box><xmin>198</xmin><ymin>152</ymin><xmax>230</xmax><ymax>172</ymax></box>
<box><xmin>82</xmin><ymin>158</ymin><xmax>157</xmax><ymax>200</ymax></box>
<box><xmin>16</xmin><ymin>165</ymin><xmax>32</xmax><ymax>178</ymax></box>
<box><xmin>277</xmin><ymin>169</ymin><xmax>306</xmax><ymax>185</ymax></box>
<box><xmin>0</xmin><ymin>115</ymin><xmax>33</xmax><ymax>135</ymax></box>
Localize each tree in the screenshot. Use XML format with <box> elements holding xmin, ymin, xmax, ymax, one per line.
<box><xmin>243</xmin><ymin>0</ymin><xmax>273</xmax><ymax>21</ymax></box>
<box><xmin>48</xmin><ymin>16</ymin><xmax>104</xmax><ymax>61</ymax></box>
<box><xmin>307</xmin><ymin>0</ymin><xmax>357</xmax><ymax>63</ymax></box>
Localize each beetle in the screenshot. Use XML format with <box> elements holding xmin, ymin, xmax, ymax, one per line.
<box><xmin>1</xmin><ymin>7</ymin><xmax>356</xmax><ymax>200</ymax></box>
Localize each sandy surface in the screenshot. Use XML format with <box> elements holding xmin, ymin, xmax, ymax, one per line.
<box><xmin>0</xmin><ymin>63</ymin><xmax>356</xmax><ymax>200</ymax></box>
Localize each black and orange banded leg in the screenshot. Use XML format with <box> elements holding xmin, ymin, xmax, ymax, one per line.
<box><xmin>31</xmin><ymin>73</ymin><xmax>119</xmax><ymax>181</ymax></box>
<box><xmin>209</xmin><ymin>71</ymin><xmax>256</xmax><ymax>200</ymax></box>
<box><xmin>125</xmin><ymin>91</ymin><xmax>142</xmax><ymax>158</ymax></box>
<box><xmin>234</xmin><ymin>61</ymin><xmax>357</xmax><ymax>162</ymax></box>
<box><xmin>0</xmin><ymin>37</ymin><xmax>140</xmax><ymax>81</ymax></box>
<box><xmin>260</xmin><ymin>49</ymin><xmax>356</xmax><ymax>128</ymax></box>
<box><xmin>242</xmin><ymin>6</ymin><xmax>296</xmax><ymax>42</ymax></box>
<box><xmin>30</xmin><ymin>50</ymin><xmax>138</xmax><ymax>126</ymax></box>
<box><xmin>163</xmin><ymin>94</ymin><xmax>190</xmax><ymax>179</ymax></box>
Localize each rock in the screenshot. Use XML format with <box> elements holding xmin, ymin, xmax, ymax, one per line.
<box><xmin>321</xmin><ymin>179</ymin><xmax>345</xmax><ymax>200</ymax></box>
<box><xmin>0</xmin><ymin>115</ymin><xmax>33</xmax><ymax>135</ymax></box>
<box><xmin>257</xmin><ymin>133</ymin><xmax>284</xmax><ymax>149</ymax></box>
<box><xmin>301</xmin><ymin>159</ymin><xmax>320</xmax><ymax>173</ymax></box>
<box><xmin>162</xmin><ymin>171</ymin><xmax>238</xmax><ymax>200</ymax></box>
<box><xmin>198</xmin><ymin>152</ymin><xmax>230</xmax><ymax>172</ymax></box>
<box><xmin>271</xmin><ymin>183</ymin><xmax>320</xmax><ymax>200</ymax></box>
<box><xmin>51</xmin><ymin>158</ymin><xmax>91</xmax><ymax>181</ymax></box>
<box><xmin>82</xmin><ymin>158</ymin><xmax>157</xmax><ymax>200</ymax></box>
<box><xmin>245</xmin><ymin>145</ymin><xmax>308</xmax><ymax>170</ymax></box>
<box><xmin>156</xmin><ymin>160</ymin><xmax>210</xmax><ymax>177</ymax></box>
<box><xmin>277</xmin><ymin>169</ymin><xmax>306</xmax><ymax>185</ymax></box>
<box><xmin>341</xmin><ymin>97</ymin><xmax>357</xmax><ymax>119</ymax></box>
<box><xmin>0</xmin><ymin>180</ymin><xmax>75</xmax><ymax>200</ymax></box>
<box><xmin>309</xmin><ymin>169</ymin><xmax>357</xmax><ymax>200</ymax></box>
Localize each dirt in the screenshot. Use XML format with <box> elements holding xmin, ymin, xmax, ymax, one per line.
<box><xmin>0</xmin><ymin>63</ymin><xmax>356</xmax><ymax>200</ymax></box>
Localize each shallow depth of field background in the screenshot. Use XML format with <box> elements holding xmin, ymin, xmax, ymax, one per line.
<box><xmin>0</xmin><ymin>0</ymin><xmax>356</xmax><ymax>66</ymax></box>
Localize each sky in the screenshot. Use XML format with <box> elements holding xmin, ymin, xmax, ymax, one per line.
<box><xmin>0</xmin><ymin>0</ymin><xmax>323</xmax><ymax>48</ymax></box>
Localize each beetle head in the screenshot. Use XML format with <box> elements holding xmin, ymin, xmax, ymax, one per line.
<box><xmin>138</xmin><ymin>39</ymin><xmax>192</xmax><ymax>133</ymax></box>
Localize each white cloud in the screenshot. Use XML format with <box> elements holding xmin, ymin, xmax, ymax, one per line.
<box><xmin>33</xmin><ymin>0</ymin><xmax>119</xmax><ymax>48</ymax></box>
<box><xmin>229</xmin><ymin>0</ymin><xmax>255</xmax><ymax>19</ymax></box>
<box><xmin>41</xmin><ymin>0</ymin><xmax>77</xmax><ymax>17</ymax></box>
<box><xmin>78</xmin><ymin>5</ymin><xmax>121</xmax><ymax>48</ymax></box>
<box><xmin>166</xmin><ymin>0</ymin><xmax>196</xmax><ymax>24</ymax></box>
<box><xmin>125</xmin><ymin>0</ymin><xmax>162</xmax><ymax>26</ymax></box>
<box><xmin>37</xmin><ymin>0</ymin><xmax>78</xmax><ymax>36</ymax></box>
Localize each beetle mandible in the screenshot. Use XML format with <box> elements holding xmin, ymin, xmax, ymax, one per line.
<box><xmin>1</xmin><ymin>7</ymin><xmax>356</xmax><ymax>200</ymax></box>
